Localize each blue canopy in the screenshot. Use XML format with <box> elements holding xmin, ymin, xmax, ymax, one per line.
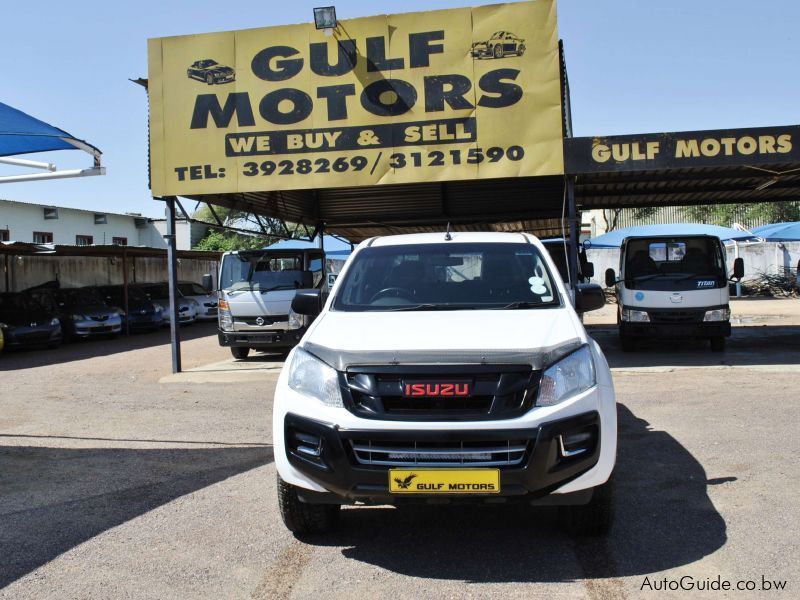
<box><xmin>0</xmin><ymin>101</ymin><xmax>99</xmax><ymax>157</ymax></box>
<box><xmin>751</xmin><ymin>222</ymin><xmax>800</xmax><ymax>241</ymax></box>
<box><xmin>266</xmin><ymin>235</ymin><xmax>353</xmax><ymax>257</ymax></box>
<box><xmin>586</xmin><ymin>224</ymin><xmax>757</xmax><ymax>248</ymax></box>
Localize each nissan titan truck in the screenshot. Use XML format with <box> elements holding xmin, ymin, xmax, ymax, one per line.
<box><xmin>273</xmin><ymin>232</ymin><xmax>617</xmax><ymax>536</ymax></box>
<box><xmin>605</xmin><ymin>234</ymin><xmax>744</xmax><ymax>352</ymax></box>
<box><xmin>208</xmin><ymin>248</ymin><xmax>325</xmax><ymax>359</ymax></box>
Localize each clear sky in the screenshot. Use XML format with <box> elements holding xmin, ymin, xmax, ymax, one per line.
<box><xmin>2</xmin><ymin>0</ymin><xmax>798</xmax><ymax>218</ymax></box>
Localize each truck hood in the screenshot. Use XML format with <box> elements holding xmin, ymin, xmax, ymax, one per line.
<box><xmin>222</xmin><ymin>289</ymin><xmax>297</xmax><ymax>316</ymax></box>
<box><xmin>303</xmin><ymin>308</ymin><xmax>585</xmax><ymax>370</ymax></box>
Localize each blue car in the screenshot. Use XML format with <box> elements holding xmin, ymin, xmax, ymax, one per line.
<box><xmin>94</xmin><ymin>285</ymin><xmax>164</xmax><ymax>332</ymax></box>
<box><xmin>0</xmin><ymin>292</ymin><xmax>62</xmax><ymax>350</ymax></box>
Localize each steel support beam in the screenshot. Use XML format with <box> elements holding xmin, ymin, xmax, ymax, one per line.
<box><xmin>566</xmin><ymin>177</ymin><xmax>579</xmax><ymax>293</ymax></box>
<box><xmin>164</xmin><ymin>197</ymin><xmax>182</xmax><ymax>373</ymax></box>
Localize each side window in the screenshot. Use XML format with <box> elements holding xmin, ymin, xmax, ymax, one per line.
<box><xmin>308</xmin><ymin>257</ymin><xmax>324</xmax><ymax>287</ymax></box>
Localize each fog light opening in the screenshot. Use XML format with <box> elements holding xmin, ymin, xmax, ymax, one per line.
<box><xmin>558</xmin><ymin>431</ymin><xmax>593</xmax><ymax>458</ymax></box>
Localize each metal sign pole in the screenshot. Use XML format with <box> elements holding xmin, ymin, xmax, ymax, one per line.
<box><xmin>566</xmin><ymin>177</ymin><xmax>579</xmax><ymax>294</ymax></box>
<box><xmin>165</xmin><ymin>197</ymin><xmax>182</xmax><ymax>373</ymax></box>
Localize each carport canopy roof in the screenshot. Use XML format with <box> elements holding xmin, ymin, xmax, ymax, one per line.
<box><xmin>178</xmin><ymin>124</ymin><xmax>800</xmax><ymax>243</ymax></box>
<box><xmin>0</xmin><ymin>101</ymin><xmax>100</xmax><ymax>157</ymax></box>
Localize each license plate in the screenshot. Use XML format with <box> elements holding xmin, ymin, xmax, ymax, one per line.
<box><xmin>389</xmin><ymin>469</ymin><xmax>500</xmax><ymax>494</ymax></box>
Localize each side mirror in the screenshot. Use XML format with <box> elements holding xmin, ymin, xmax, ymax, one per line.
<box><xmin>575</xmin><ymin>283</ymin><xmax>605</xmax><ymax>312</ymax></box>
<box><xmin>605</xmin><ymin>268</ymin><xmax>617</xmax><ymax>288</ymax></box>
<box><xmin>201</xmin><ymin>274</ymin><xmax>213</xmax><ymax>293</ymax></box>
<box><xmin>732</xmin><ymin>257</ymin><xmax>744</xmax><ymax>280</ymax></box>
<box><xmin>300</xmin><ymin>271</ymin><xmax>314</xmax><ymax>288</ymax></box>
<box><xmin>583</xmin><ymin>261</ymin><xmax>595</xmax><ymax>279</ymax></box>
<box><xmin>292</xmin><ymin>289</ymin><xmax>323</xmax><ymax>316</ymax></box>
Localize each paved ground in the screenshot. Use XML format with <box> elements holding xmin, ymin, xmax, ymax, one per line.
<box><xmin>1</xmin><ymin>300</ymin><xmax>798</xmax><ymax>598</ymax></box>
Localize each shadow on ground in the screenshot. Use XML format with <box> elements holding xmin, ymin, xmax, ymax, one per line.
<box><xmin>0</xmin><ymin>322</ymin><xmax>218</xmax><ymax>371</ymax></box>
<box><xmin>589</xmin><ymin>324</ymin><xmax>800</xmax><ymax>369</ymax></box>
<box><xmin>302</xmin><ymin>404</ymin><xmax>727</xmax><ymax>582</ymax></box>
<box><xmin>0</xmin><ymin>445</ymin><xmax>272</xmax><ymax>587</ymax></box>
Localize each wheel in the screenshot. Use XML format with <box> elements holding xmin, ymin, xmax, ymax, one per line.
<box><xmin>559</xmin><ymin>477</ymin><xmax>615</xmax><ymax>537</ymax></box>
<box><xmin>517</xmin><ymin>44</ymin><xmax>526</xmax><ymax>56</ymax></box>
<box><xmin>277</xmin><ymin>475</ymin><xmax>340</xmax><ymax>534</ymax></box>
<box><xmin>206</xmin><ymin>74</ymin><xmax>214</xmax><ymax>85</ymax></box>
<box><xmin>231</xmin><ymin>346</ymin><xmax>250</xmax><ymax>360</ymax></box>
<box><xmin>493</xmin><ymin>44</ymin><xmax>504</xmax><ymax>59</ymax></box>
<box><xmin>620</xmin><ymin>334</ymin><xmax>635</xmax><ymax>352</ymax></box>
<box><xmin>710</xmin><ymin>336</ymin><xmax>725</xmax><ymax>352</ymax></box>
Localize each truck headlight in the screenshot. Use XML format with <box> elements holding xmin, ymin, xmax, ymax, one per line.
<box><xmin>703</xmin><ymin>308</ymin><xmax>731</xmax><ymax>322</ymax></box>
<box><xmin>288</xmin><ymin>308</ymin><xmax>304</xmax><ymax>330</ymax></box>
<box><xmin>288</xmin><ymin>348</ymin><xmax>343</xmax><ymax>408</ymax></box>
<box><xmin>621</xmin><ymin>308</ymin><xmax>650</xmax><ymax>322</ymax></box>
<box><xmin>72</xmin><ymin>314</ymin><xmax>86</xmax><ymax>321</ymax></box>
<box><xmin>219</xmin><ymin>310</ymin><xmax>233</xmax><ymax>331</ymax></box>
<box><xmin>50</xmin><ymin>318</ymin><xmax>60</xmax><ymax>326</ymax></box>
<box><xmin>537</xmin><ymin>346</ymin><xmax>596</xmax><ymax>407</ymax></box>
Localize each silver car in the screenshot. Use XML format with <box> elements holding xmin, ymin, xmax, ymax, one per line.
<box><xmin>134</xmin><ymin>283</ymin><xmax>197</xmax><ymax>325</ymax></box>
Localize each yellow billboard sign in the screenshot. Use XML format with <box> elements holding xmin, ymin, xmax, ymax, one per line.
<box><xmin>148</xmin><ymin>0</ymin><xmax>563</xmax><ymax>196</ymax></box>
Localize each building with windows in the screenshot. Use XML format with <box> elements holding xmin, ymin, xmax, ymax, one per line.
<box><xmin>0</xmin><ymin>199</ymin><xmax>207</xmax><ymax>250</ymax></box>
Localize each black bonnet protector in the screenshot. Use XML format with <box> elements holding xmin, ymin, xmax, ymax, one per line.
<box><xmin>303</xmin><ymin>338</ymin><xmax>586</xmax><ymax>371</ymax></box>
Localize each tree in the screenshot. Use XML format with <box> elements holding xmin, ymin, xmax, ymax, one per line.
<box><xmin>681</xmin><ymin>201</ymin><xmax>800</xmax><ymax>228</ymax></box>
<box><xmin>602</xmin><ymin>206</ymin><xmax>660</xmax><ymax>232</ymax></box>
<box><xmin>193</xmin><ymin>230</ymin><xmax>272</xmax><ymax>252</ymax></box>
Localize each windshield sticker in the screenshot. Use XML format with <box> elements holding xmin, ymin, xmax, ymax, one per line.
<box><xmin>528</xmin><ymin>276</ymin><xmax>547</xmax><ymax>295</ymax></box>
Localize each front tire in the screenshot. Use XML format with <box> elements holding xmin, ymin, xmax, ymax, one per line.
<box><xmin>493</xmin><ymin>44</ymin><xmax>504</xmax><ymax>59</ymax></box>
<box><xmin>206</xmin><ymin>74</ymin><xmax>214</xmax><ymax>85</ymax></box>
<box><xmin>277</xmin><ymin>475</ymin><xmax>340</xmax><ymax>535</ymax></box>
<box><xmin>231</xmin><ymin>346</ymin><xmax>250</xmax><ymax>360</ymax></box>
<box><xmin>559</xmin><ymin>477</ymin><xmax>615</xmax><ymax>537</ymax></box>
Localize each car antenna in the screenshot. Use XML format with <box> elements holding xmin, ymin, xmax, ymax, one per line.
<box><xmin>444</xmin><ymin>222</ymin><xmax>452</xmax><ymax>241</ymax></box>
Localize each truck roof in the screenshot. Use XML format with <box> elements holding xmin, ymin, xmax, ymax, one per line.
<box><xmin>365</xmin><ymin>231</ymin><xmax>539</xmax><ymax>248</ymax></box>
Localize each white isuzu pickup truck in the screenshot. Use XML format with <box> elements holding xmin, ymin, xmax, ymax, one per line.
<box><xmin>273</xmin><ymin>232</ymin><xmax>616</xmax><ymax>536</ymax></box>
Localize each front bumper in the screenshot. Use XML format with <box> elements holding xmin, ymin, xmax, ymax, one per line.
<box><xmin>73</xmin><ymin>319</ymin><xmax>122</xmax><ymax>337</ymax></box>
<box><xmin>282</xmin><ymin>411</ymin><xmax>602</xmax><ymax>504</ymax></box>
<box><xmin>2</xmin><ymin>326</ymin><xmax>62</xmax><ymax>348</ymax></box>
<box><xmin>621</xmin><ymin>320</ymin><xmax>731</xmax><ymax>338</ymax></box>
<box><xmin>218</xmin><ymin>327</ymin><xmax>306</xmax><ymax>348</ymax></box>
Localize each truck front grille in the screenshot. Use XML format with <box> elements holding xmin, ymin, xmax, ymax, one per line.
<box><xmin>648</xmin><ymin>310</ymin><xmax>705</xmax><ymax>323</ymax></box>
<box><xmin>342</xmin><ymin>365</ymin><xmax>540</xmax><ymax>422</ymax></box>
<box><xmin>349</xmin><ymin>438</ymin><xmax>529</xmax><ymax>467</ymax></box>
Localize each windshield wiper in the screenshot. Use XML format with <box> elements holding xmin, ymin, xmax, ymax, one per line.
<box><xmin>385</xmin><ymin>303</ymin><xmax>474</xmax><ymax>312</ymax></box>
<box><xmin>259</xmin><ymin>283</ymin><xmax>300</xmax><ymax>293</ymax></box>
<box><xmin>491</xmin><ymin>301</ymin><xmax>550</xmax><ymax>310</ymax></box>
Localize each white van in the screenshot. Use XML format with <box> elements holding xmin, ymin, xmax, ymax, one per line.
<box><xmin>605</xmin><ymin>234</ymin><xmax>744</xmax><ymax>352</ymax></box>
<box><xmin>272</xmin><ymin>232</ymin><xmax>617</xmax><ymax>536</ymax></box>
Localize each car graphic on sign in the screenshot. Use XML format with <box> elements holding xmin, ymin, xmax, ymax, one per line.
<box><xmin>470</xmin><ymin>31</ymin><xmax>526</xmax><ymax>59</ymax></box>
<box><xmin>186</xmin><ymin>59</ymin><xmax>235</xmax><ymax>85</ymax></box>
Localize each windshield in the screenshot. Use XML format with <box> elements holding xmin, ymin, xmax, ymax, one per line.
<box><xmin>138</xmin><ymin>284</ymin><xmax>170</xmax><ymax>299</ymax></box>
<box><xmin>333</xmin><ymin>242</ymin><xmax>560</xmax><ymax>312</ymax></box>
<box><xmin>0</xmin><ymin>293</ymin><xmax>41</xmax><ymax>313</ymax></box>
<box><xmin>98</xmin><ymin>286</ymin><xmax>149</xmax><ymax>304</ymax></box>
<box><xmin>623</xmin><ymin>237</ymin><xmax>726</xmax><ymax>291</ymax></box>
<box><xmin>58</xmin><ymin>289</ymin><xmax>107</xmax><ymax>307</ymax></box>
<box><xmin>178</xmin><ymin>283</ymin><xmax>207</xmax><ymax>296</ymax></box>
<box><xmin>220</xmin><ymin>252</ymin><xmax>310</xmax><ymax>292</ymax></box>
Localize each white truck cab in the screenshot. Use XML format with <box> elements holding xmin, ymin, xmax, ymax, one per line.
<box><xmin>605</xmin><ymin>234</ymin><xmax>744</xmax><ymax>352</ymax></box>
<box><xmin>209</xmin><ymin>248</ymin><xmax>325</xmax><ymax>359</ymax></box>
<box><xmin>273</xmin><ymin>232</ymin><xmax>617</xmax><ymax>536</ymax></box>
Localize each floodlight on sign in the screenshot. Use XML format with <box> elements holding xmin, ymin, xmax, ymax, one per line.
<box><xmin>314</xmin><ymin>6</ymin><xmax>337</xmax><ymax>34</ymax></box>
